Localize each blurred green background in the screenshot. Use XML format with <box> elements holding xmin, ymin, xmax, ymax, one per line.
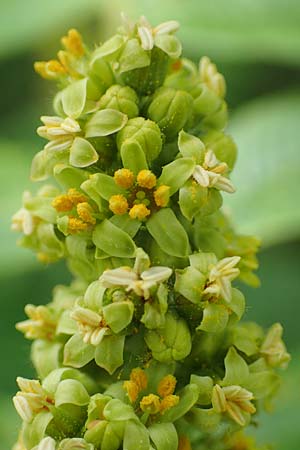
<box><xmin>0</xmin><ymin>0</ymin><xmax>299</xmax><ymax>448</ymax></box>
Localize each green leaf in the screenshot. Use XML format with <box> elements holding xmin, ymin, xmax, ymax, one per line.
<box><xmin>63</xmin><ymin>333</ymin><xmax>95</xmax><ymax>368</ymax></box>
<box><xmin>222</xmin><ymin>347</ymin><xmax>249</xmax><ymax>386</ymax></box>
<box><xmin>103</xmin><ymin>301</ymin><xmax>134</xmax><ymax>333</ymax></box>
<box><xmin>92</xmin><ymin>220</ymin><xmax>136</xmax><ymax>258</ymax></box>
<box><xmin>148</xmin><ymin>423</ymin><xmax>178</xmax><ymax>450</ymax></box>
<box><xmin>227</xmin><ymin>91</ymin><xmax>300</xmax><ymax>246</ymax></box>
<box><xmin>55</xmin><ymin>379</ymin><xmax>90</xmax><ymax>406</ymax></box>
<box><xmin>146</xmin><ymin>208</ymin><xmax>190</xmax><ymax>257</ymax></box>
<box><xmin>85</xmin><ymin>109</ymin><xmax>128</xmax><ymax>138</ymax></box>
<box><xmin>69</xmin><ymin>137</ymin><xmax>99</xmax><ymax>168</ymax></box>
<box><xmin>62</xmin><ymin>78</ymin><xmax>87</xmax><ymax>118</ymax></box>
<box><xmin>159</xmin><ymin>158</ymin><xmax>195</xmax><ymax>195</ymax></box>
<box><xmin>123</xmin><ymin>420</ymin><xmax>150</xmax><ymax>450</ymax></box>
<box><xmin>95</xmin><ymin>335</ymin><xmax>125</xmax><ymax>374</ymax></box>
<box><xmin>198</xmin><ymin>303</ymin><xmax>229</xmax><ymax>333</ymax></box>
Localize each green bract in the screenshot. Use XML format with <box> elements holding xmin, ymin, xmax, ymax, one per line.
<box><xmin>12</xmin><ymin>15</ymin><xmax>289</xmax><ymax>450</ymax></box>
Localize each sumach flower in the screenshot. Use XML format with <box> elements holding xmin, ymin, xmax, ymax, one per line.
<box><xmin>203</xmin><ymin>256</ymin><xmax>241</xmax><ymax>302</ymax></box>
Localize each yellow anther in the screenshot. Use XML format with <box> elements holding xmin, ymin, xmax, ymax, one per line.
<box><xmin>157</xmin><ymin>374</ymin><xmax>177</xmax><ymax>398</ymax></box>
<box><xmin>77</xmin><ymin>202</ymin><xmax>96</xmax><ymax>225</ymax></box>
<box><xmin>57</xmin><ymin>50</ymin><xmax>79</xmax><ymax>78</ymax></box>
<box><xmin>67</xmin><ymin>188</ymin><xmax>88</xmax><ymax>206</ymax></box>
<box><xmin>52</xmin><ymin>195</ymin><xmax>73</xmax><ymax>212</ymax></box>
<box><xmin>137</xmin><ymin>170</ymin><xmax>157</xmax><ymax>189</ymax></box>
<box><xmin>61</xmin><ymin>29</ymin><xmax>85</xmax><ymax>57</ymax></box>
<box><xmin>114</xmin><ymin>168</ymin><xmax>135</xmax><ymax>189</ymax></box>
<box><xmin>123</xmin><ymin>380</ymin><xmax>140</xmax><ymax>403</ymax></box>
<box><xmin>178</xmin><ymin>436</ymin><xmax>192</xmax><ymax>450</ymax></box>
<box><xmin>36</xmin><ymin>252</ymin><xmax>53</xmax><ymax>264</ymax></box>
<box><xmin>154</xmin><ymin>185</ymin><xmax>170</xmax><ymax>207</ymax></box>
<box><xmin>130</xmin><ymin>368</ymin><xmax>148</xmax><ymax>391</ymax></box>
<box><xmin>140</xmin><ymin>394</ymin><xmax>161</xmax><ymax>414</ymax></box>
<box><xmin>129</xmin><ymin>204</ymin><xmax>151</xmax><ymax>221</ymax></box>
<box><xmin>160</xmin><ymin>394</ymin><xmax>179</xmax><ymax>413</ymax></box>
<box><xmin>68</xmin><ymin>216</ymin><xmax>89</xmax><ymax>234</ymax></box>
<box><xmin>34</xmin><ymin>60</ymin><xmax>66</xmax><ymax>80</ymax></box>
<box><xmin>109</xmin><ymin>195</ymin><xmax>129</xmax><ymax>215</ymax></box>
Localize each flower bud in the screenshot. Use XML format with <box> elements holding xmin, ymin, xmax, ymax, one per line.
<box><xmin>147</xmin><ymin>87</ymin><xmax>193</xmax><ymax>141</ymax></box>
<box><xmin>98</xmin><ymin>84</ymin><xmax>139</xmax><ymax>118</ymax></box>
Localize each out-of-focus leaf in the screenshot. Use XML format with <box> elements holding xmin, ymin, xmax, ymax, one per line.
<box><xmin>116</xmin><ymin>0</ymin><xmax>300</xmax><ymax>65</ymax></box>
<box><xmin>225</xmin><ymin>90</ymin><xmax>300</xmax><ymax>247</ymax></box>
<box><xmin>0</xmin><ymin>0</ymin><xmax>103</xmax><ymax>58</ymax></box>
<box><xmin>0</xmin><ymin>140</ymin><xmax>39</xmax><ymax>275</ymax></box>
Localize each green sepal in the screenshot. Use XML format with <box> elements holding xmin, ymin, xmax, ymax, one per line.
<box><xmin>141</xmin><ymin>301</ymin><xmax>166</xmax><ymax>330</ymax></box>
<box><xmin>22</xmin><ymin>410</ymin><xmax>53</xmax><ymax>449</ymax></box>
<box><xmin>30</xmin><ymin>150</ymin><xmax>50</xmax><ymax>181</ymax></box>
<box><xmin>154</xmin><ymin>34</ymin><xmax>182</xmax><ymax>59</ymax></box>
<box><xmin>186</xmin><ymin>407</ymin><xmax>221</xmax><ymax>432</ymax></box>
<box><xmin>103</xmin><ymin>301</ymin><xmax>134</xmax><ymax>333</ymax></box>
<box><xmin>175</xmin><ymin>266</ymin><xmax>206</xmax><ymax>304</ymax></box>
<box><xmin>54</xmin><ymin>164</ymin><xmax>88</xmax><ymax>189</ymax></box>
<box><xmin>159</xmin><ymin>158</ymin><xmax>195</xmax><ymax>195</ymax></box>
<box><xmin>69</xmin><ymin>137</ymin><xmax>99</xmax><ymax>168</ymax></box>
<box><xmin>192</xmin><ymin>225</ymin><xmax>226</xmax><ymax>259</ymax></box>
<box><xmin>120</xmin><ymin>140</ymin><xmax>148</xmax><ymax>174</ymax></box>
<box><xmin>178</xmin><ymin>130</ymin><xmax>205</xmax><ymax>163</ymax></box>
<box><xmin>95</xmin><ymin>335</ymin><xmax>125</xmax><ymax>374</ymax></box>
<box><xmin>119</xmin><ymin>38</ymin><xmax>150</xmax><ymax>73</ymax></box>
<box><xmin>62</xmin><ymin>78</ymin><xmax>87</xmax><ymax>118</ymax></box>
<box><xmin>85</xmin><ymin>109</ymin><xmax>128</xmax><ymax>138</ymax></box>
<box><xmin>193</xmin><ymin>84</ymin><xmax>222</xmax><ymax>116</ymax></box>
<box><xmin>202</xmin><ymin>130</ymin><xmax>237</xmax><ymax>170</ymax></box>
<box><xmin>145</xmin><ymin>313</ymin><xmax>192</xmax><ymax>362</ymax></box>
<box><xmin>148</xmin><ymin>423</ymin><xmax>178</xmax><ymax>450</ymax></box>
<box><xmin>246</xmin><ymin>370</ymin><xmax>281</xmax><ymax>400</ymax></box>
<box><xmin>232</xmin><ymin>322</ymin><xmax>263</xmax><ymax>356</ymax></box>
<box><xmin>101</xmin><ymin>421</ymin><xmax>125</xmax><ymax>450</ymax></box>
<box><xmin>222</xmin><ymin>347</ymin><xmax>249</xmax><ymax>386</ymax></box>
<box><xmin>228</xmin><ymin>288</ymin><xmax>245</xmax><ymax>324</ymax></box>
<box><xmin>85</xmin><ymin>421</ymin><xmax>108</xmax><ymax>448</ymax></box>
<box><xmin>81</xmin><ymin>176</ymin><xmax>107</xmax><ymax>210</ymax></box>
<box><xmin>57</xmin><ymin>309</ymin><xmax>78</xmax><ymax>335</ymax></box>
<box><xmin>63</xmin><ymin>333</ymin><xmax>95</xmax><ymax>368</ymax></box>
<box><xmin>110</xmin><ymin>214</ymin><xmax>141</xmax><ymax>237</ymax></box>
<box><xmin>91</xmin><ymin>35</ymin><xmax>125</xmax><ymax>63</ymax></box>
<box><xmin>92</xmin><ymin>220</ymin><xmax>136</xmax><ymax>258</ymax></box>
<box><xmin>189</xmin><ymin>252</ymin><xmax>217</xmax><ymax>274</ymax></box>
<box><xmin>123</xmin><ymin>419</ymin><xmax>150</xmax><ymax>450</ymax></box>
<box><xmin>31</xmin><ymin>340</ymin><xmax>62</xmax><ymax>379</ymax></box>
<box><xmin>55</xmin><ymin>379</ymin><xmax>90</xmax><ymax>406</ymax></box>
<box><xmin>202</xmin><ymin>101</ymin><xmax>228</xmax><ymax>130</ymax></box>
<box><xmin>84</xmin><ymin>280</ymin><xmax>106</xmax><ymax>310</ymax></box>
<box><xmin>197</xmin><ymin>303</ymin><xmax>229</xmax><ymax>333</ymax></box>
<box><xmin>88</xmin><ymin>173</ymin><xmax>126</xmax><ymax>201</ymax></box>
<box><xmin>37</xmin><ymin>223</ymin><xmax>64</xmax><ymax>259</ymax></box>
<box><xmin>146</xmin><ymin>208</ymin><xmax>190</xmax><ymax>257</ymax></box>
<box><xmin>190</xmin><ymin>375</ymin><xmax>213</xmax><ymax>406</ymax></box>
<box><xmin>103</xmin><ymin>399</ymin><xmax>137</xmax><ymax>422</ymax></box>
<box><xmin>42</xmin><ymin>367</ymin><xmax>97</xmax><ymax>395</ymax></box>
<box><xmin>160</xmin><ymin>383</ymin><xmax>199</xmax><ymax>422</ymax></box>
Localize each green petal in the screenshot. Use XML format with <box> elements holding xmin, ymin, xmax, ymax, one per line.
<box><xmin>85</xmin><ymin>109</ymin><xmax>128</xmax><ymax>138</ymax></box>
<box><xmin>119</xmin><ymin>38</ymin><xmax>151</xmax><ymax>73</ymax></box>
<box><xmin>92</xmin><ymin>220</ymin><xmax>136</xmax><ymax>258</ymax></box>
<box><xmin>63</xmin><ymin>333</ymin><xmax>95</xmax><ymax>368</ymax></box>
<box><xmin>159</xmin><ymin>158</ymin><xmax>195</xmax><ymax>195</ymax></box>
<box><xmin>186</xmin><ymin>407</ymin><xmax>221</xmax><ymax>432</ymax></box>
<box><xmin>146</xmin><ymin>209</ymin><xmax>190</xmax><ymax>257</ymax></box>
<box><xmin>148</xmin><ymin>423</ymin><xmax>178</xmax><ymax>450</ymax></box>
<box><xmin>197</xmin><ymin>304</ymin><xmax>229</xmax><ymax>333</ymax></box>
<box><xmin>88</xmin><ymin>173</ymin><xmax>125</xmax><ymax>201</ymax></box>
<box><xmin>190</xmin><ymin>375</ymin><xmax>213</xmax><ymax>406</ymax></box>
<box><xmin>22</xmin><ymin>411</ymin><xmax>53</xmax><ymax>449</ymax></box>
<box><xmin>120</xmin><ymin>140</ymin><xmax>148</xmax><ymax>174</ymax></box>
<box><xmin>110</xmin><ymin>214</ymin><xmax>141</xmax><ymax>237</ymax></box>
<box><xmin>55</xmin><ymin>379</ymin><xmax>90</xmax><ymax>406</ymax></box>
<box><xmin>31</xmin><ymin>340</ymin><xmax>62</xmax><ymax>379</ymax></box>
<box><xmin>95</xmin><ymin>335</ymin><xmax>125</xmax><ymax>374</ymax></box>
<box><xmin>91</xmin><ymin>35</ymin><xmax>125</xmax><ymax>62</ymax></box>
<box><xmin>179</xmin><ymin>181</ymin><xmax>209</xmax><ymax>221</ymax></box>
<box><xmin>62</xmin><ymin>78</ymin><xmax>87</xmax><ymax>118</ymax></box>
<box><xmin>69</xmin><ymin>137</ymin><xmax>99</xmax><ymax>168</ymax></box>
<box><xmin>103</xmin><ymin>301</ymin><xmax>134</xmax><ymax>333</ymax></box>
<box><xmin>103</xmin><ymin>399</ymin><xmax>136</xmax><ymax>422</ymax></box>
<box><xmin>54</xmin><ymin>164</ymin><xmax>88</xmax><ymax>189</ymax></box>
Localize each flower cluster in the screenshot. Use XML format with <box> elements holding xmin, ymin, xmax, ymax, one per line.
<box><xmin>12</xmin><ymin>15</ymin><xmax>289</xmax><ymax>450</ymax></box>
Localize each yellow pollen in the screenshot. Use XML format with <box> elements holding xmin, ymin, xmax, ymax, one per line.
<box><xmin>34</xmin><ymin>60</ymin><xmax>66</xmax><ymax>79</ymax></box>
<box><xmin>178</xmin><ymin>436</ymin><xmax>192</xmax><ymax>450</ymax></box>
<box><xmin>123</xmin><ymin>380</ymin><xmax>140</xmax><ymax>403</ymax></box>
<box><xmin>77</xmin><ymin>202</ymin><xmax>96</xmax><ymax>225</ymax></box>
<box><xmin>130</xmin><ymin>368</ymin><xmax>148</xmax><ymax>391</ymax></box>
<box><xmin>129</xmin><ymin>204</ymin><xmax>151</xmax><ymax>221</ymax></box>
<box><xmin>67</xmin><ymin>188</ymin><xmax>88</xmax><ymax>206</ymax></box>
<box><xmin>57</xmin><ymin>50</ymin><xmax>79</xmax><ymax>78</ymax></box>
<box><xmin>140</xmin><ymin>394</ymin><xmax>161</xmax><ymax>414</ymax></box>
<box><xmin>114</xmin><ymin>168</ymin><xmax>135</xmax><ymax>189</ymax></box>
<box><xmin>109</xmin><ymin>195</ymin><xmax>129</xmax><ymax>215</ymax></box>
<box><xmin>61</xmin><ymin>29</ymin><xmax>85</xmax><ymax>57</ymax></box>
<box><xmin>154</xmin><ymin>185</ymin><xmax>170</xmax><ymax>207</ymax></box>
<box><xmin>157</xmin><ymin>375</ymin><xmax>177</xmax><ymax>398</ymax></box>
<box><xmin>52</xmin><ymin>195</ymin><xmax>73</xmax><ymax>212</ymax></box>
<box><xmin>160</xmin><ymin>394</ymin><xmax>179</xmax><ymax>413</ymax></box>
<box><xmin>137</xmin><ymin>170</ymin><xmax>157</xmax><ymax>189</ymax></box>
<box><xmin>68</xmin><ymin>216</ymin><xmax>89</xmax><ymax>234</ymax></box>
